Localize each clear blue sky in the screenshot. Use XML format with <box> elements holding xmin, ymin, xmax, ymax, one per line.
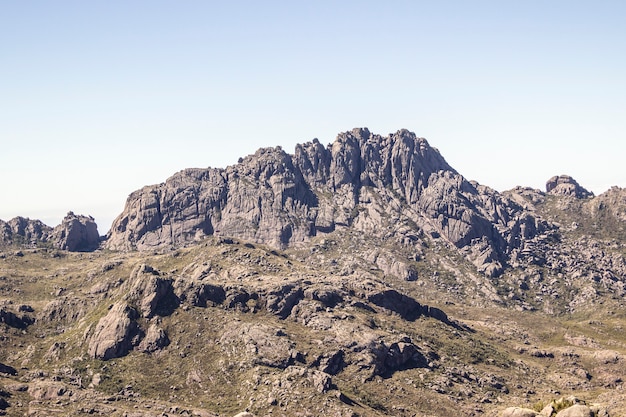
<box><xmin>2</xmin><ymin>1</ymin><xmax>625</xmax><ymax>233</ymax></box>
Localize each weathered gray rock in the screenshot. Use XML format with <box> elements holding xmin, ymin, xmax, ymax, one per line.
<box><xmin>88</xmin><ymin>302</ymin><xmax>142</xmax><ymax>360</ymax></box>
<box><xmin>174</xmin><ymin>279</ymin><xmax>226</xmax><ymax>307</ymax></box>
<box><xmin>137</xmin><ymin>323</ymin><xmax>169</xmax><ymax>353</ymax></box>
<box><xmin>546</xmin><ymin>175</ymin><xmax>593</xmax><ymax>198</ymax></box>
<box><xmin>51</xmin><ymin>211</ymin><xmax>100</xmax><ymax>251</ymax></box>
<box><xmin>355</xmin><ymin>336</ymin><xmax>429</xmax><ymax>379</ymax></box>
<box><xmin>0</xmin><ymin>216</ymin><xmax>52</xmax><ymax>246</ymax></box>
<box><xmin>317</xmin><ymin>350</ymin><xmax>345</xmax><ymax>375</ymax></box>
<box><xmin>28</xmin><ymin>381</ymin><xmax>70</xmax><ymax>401</ymax></box>
<box><xmin>37</xmin><ymin>297</ymin><xmax>89</xmax><ymax>324</ymax></box>
<box><xmin>265</xmin><ymin>284</ymin><xmax>304</xmax><ymax>319</ymax></box>
<box><xmin>219</xmin><ymin>323</ymin><xmax>301</xmax><ymax>369</ymax></box>
<box><xmin>127</xmin><ymin>264</ymin><xmax>178</xmax><ymax>318</ymax></box>
<box><xmin>501</xmin><ymin>407</ymin><xmax>538</xmax><ymax>417</ymax></box>
<box><xmin>555</xmin><ymin>404</ymin><xmax>593</xmax><ymax>417</ymax></box>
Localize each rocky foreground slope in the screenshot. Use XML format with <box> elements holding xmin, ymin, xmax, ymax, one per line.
<box><xmin>1</xmin><ymin>128</ymin><xmax>625</xmax><ymax>417</ymax></box>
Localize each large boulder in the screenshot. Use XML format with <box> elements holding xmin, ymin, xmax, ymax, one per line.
<box><xmin>500</xmin><ymin>407</ymin><xmax>538</xmax><ymax>417</ymax></box>
<box><xmin>555</xmin><ymin>405</ymin><xmax>593</xmax><ymax>417</ymax></box>
<box><xmin>88</xmin><ymin>302</ymin><xmax>142</xmax><ymax>360</ymax></box>
<box><xmin>51</xmin><ymin>211</ymin><xmax>100</xmax><ymax>251</ymax></box>
<box><xmin>137</xmin><ymin>323</ymin><xmax>169</xmax><ymax>353</ymax></box>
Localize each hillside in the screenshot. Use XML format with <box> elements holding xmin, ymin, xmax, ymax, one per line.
<box><xmin>1</xmin><ymin>128</ymin><xmax>625</xmax><ymax>417</ymax></box>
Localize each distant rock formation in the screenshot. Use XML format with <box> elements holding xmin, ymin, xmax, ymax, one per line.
<box><xmin>51</xmin><ymin>212</ymin><xmax>100</xmax><ymax>251</ymax></box>
<box><xmin>0</xmin><ymin>217</ymin><xmax>52</xmax><ymax>246</ymax></box>
<box><xmin>546</xmin><ymin>175</ymin><xmax>593</xmax><ymax>198</ymax></box>
<box><xmin>106</xmin><ymin>128</ymin><xmax>555</xmax><ymax>277</ymax></box>
<box><xmin>0</xmin><ymin>212</ymin><xmax>100</xmax><ymax>252</ymax></box>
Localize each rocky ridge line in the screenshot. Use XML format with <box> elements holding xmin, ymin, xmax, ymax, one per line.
<box><xmin>105</xmin><ymin>128</ymin><xmax>555</xmax><ymax>277</ymax></box>
<box><xmin>0</xmin><ymin>211</ymin><xmax>100</xmax><ymax>252</ymax></box>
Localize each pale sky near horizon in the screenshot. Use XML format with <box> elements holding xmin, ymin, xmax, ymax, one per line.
<box><xmin>2</xmin><ymin>1</ymin><xmax>625</xmax><ymax>234</ymax></box>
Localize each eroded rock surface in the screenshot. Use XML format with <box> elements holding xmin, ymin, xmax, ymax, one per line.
<box><xmin>51</xmin><ymin>211</ymin><xmax>100</xmax><ymax>251</ymax></box>
<box><xmin>105</xmin><ymin>128</ymin><xmax>560</xmax><ymax>276</ymax></box>
<box><xmin>546</xmin><ymin>175</ymin><xmax>593</xmax><ymax>198</ymax></box>
<box><xmin>88</xmin><ymin>301</ymin><xmax>142</xmax><ymax>360</ymax></box>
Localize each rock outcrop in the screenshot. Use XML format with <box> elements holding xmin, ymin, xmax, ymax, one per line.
<box><xmin>105</xmin><ymin>128</ymin><xmax>555</xmax><ymax>276</ymax></box>
<box><xmin>500</xmin><ymin>406</ymin><xmax>538</xmax><ymax>417</ymax></box>
<box><xmin>1</xmin><ymin>212</ymin><xmax>101</xmax><ymax>252</ymax></box>
<box><xmin>546</xmin><ymin>175</ymin><xmax>593</xmax><ymax>198</ymax></box>
<box><xmin>88</xmin><ymin>301</ymin><xmax>142</xmax><ymax>360</ymax></box>
<box><xmin>0</xmin><ymin>217</ymin><xmax>52</xmax><ymax>246</ymax></box>
<box><xmin>51</xmin><ymin>211</ymin><xmax>100</xmax><ymax>251</ymax></box>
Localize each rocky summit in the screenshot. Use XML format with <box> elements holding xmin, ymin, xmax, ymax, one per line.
<box><xmin>1</xmin><ymin>128</ymin><xmax>625</xmax><ymax>417</ymax></box>
<box><xmin>106</xmin><ymin>128</ymin><xmax>554</xmax><ymax>278</ymax></box>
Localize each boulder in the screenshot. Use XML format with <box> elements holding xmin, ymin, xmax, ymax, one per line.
<box><xmin>555</xmin><ymin>405</ymin><xmax>593</xmax><ymax>417</ymax></box>
<box><xmin>88</xmin><ymin>302</ymin><xmax>142</xmax><ymax>360</ymax></box>
<box><xmin>500</xmin><ymin>407</ymin><xmax>538</xmax><ymax>417</ymax></box>
<box><xmin>265</xmin><ymin>284</ymin><xmax>304</xmax><ymax>319</ymax></box>
<box><xmin>219</xmin><ymin>323</ymin><xmax>300</xmax><ymax>369</ymax></box>
<box><xmin>175</xmin><ymin>279</ymin><xmax>226</xmax><ymax>307</ymax></box>
<box><xmin>318</xmin><ymin>350</ymin><xmax>345</xmax><ymax>375</ymax></box>
<box><xmin>137</xmin><ymin>323</ymin><xmax>169</xmax><ymax>353</ymax></box>
<box><xmin>28</xmin><ymin>381</ymin><xmax>69</xmax><ymax>400</ymax></box>
<box><xmin>51</xmin><ymin>211</ymin><xmax>100</xmax><ymax>251</ymax></box>
<box><xmin>367</xmin><ymin>289</ymin><xmax>424</xmax><ymax>321</ymax></box>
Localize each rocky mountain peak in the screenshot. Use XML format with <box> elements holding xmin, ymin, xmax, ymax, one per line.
<box><xmin>546</xmin><ymin>175</ymin><xmax>593</xmax><ymax>198</ymax></box>
<box><xmin>104</xmin><ymin>128</ymin><xmax>554</xmax><ymax>278</ymax></box>
<box><xmin>105</xmin><ymin>128</ymin><xmax>464</xmax><ymax>251</ymax></box>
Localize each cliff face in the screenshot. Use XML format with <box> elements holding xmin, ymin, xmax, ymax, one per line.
<box><xmin>51</xmin><ymin>212</ymin><xmax>100</xmax><ymax>252</ymax></box>
<box><xmin>104</xmin><ymin>128</ymin><xmax>549</xmax><ymax>276</ymax></box>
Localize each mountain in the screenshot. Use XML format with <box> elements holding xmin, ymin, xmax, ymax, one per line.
<box><xmin>1</xmin><ymin>128</ymin><xmax>625</xmax><ymax>417</ymax></box>
<box><xmin>106</xmin><ymin>128</ymin><xmax>553</xmax><ymax>278</ymax></box>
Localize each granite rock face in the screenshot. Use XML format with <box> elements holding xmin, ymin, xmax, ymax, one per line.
<box><xmin>0</xmin><ymin>217</ymin><xmax>52</xmax><ymax>246</ymax></box>
<box><xmin>51</xmin><ymin>211</ymin><xmax>100</xmax><ymax>251</ymax></box>
<box><xmin>88</xmin><ymin>301</ymin><xmax>142</xmax><ymax>360</ymax></box>
<box><xmin>105</xmin><ymin>128</ymin><xmax>554</xmax><ymax>276</ymax></box>
<box><xmin>1</xmin><ymin>212</ymin><xmax>101</xmax><ymax>252</ymax></box>
<box><xmin>546</xmin><ymin>175</ymin><xmax>593</xmax><ymax>198</ymax></box>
